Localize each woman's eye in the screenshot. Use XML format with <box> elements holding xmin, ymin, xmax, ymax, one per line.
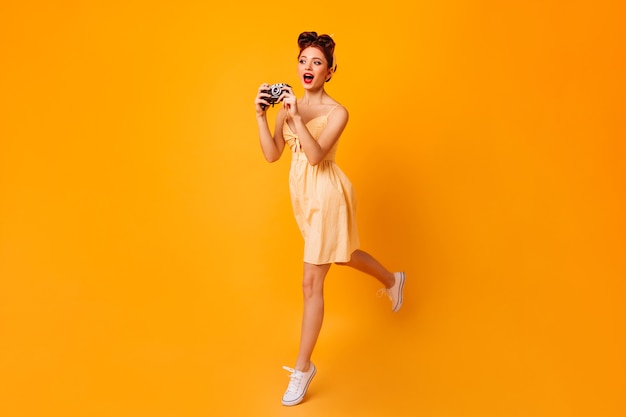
<box><xmin>314</xmin><ymin>61</ymin><xmax>322</xmax><ymax>65</ymax></box>
<box><xmin>299</xmin><ymin>59</ymin><xmax>306</xmax><ymax>64</ymax></box>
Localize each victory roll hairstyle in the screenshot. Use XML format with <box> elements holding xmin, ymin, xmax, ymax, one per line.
<box><xmin>297</xmin><ymin>31</ymin><xmax>337</xmax><ymax>74</ymax></box>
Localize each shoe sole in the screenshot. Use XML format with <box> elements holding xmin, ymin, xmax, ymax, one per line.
<box><xmin>392</xmin><ymin>272</ymin><xmax>405</xmax><ymax>313</ymax></box>
<box><xmin>281</xmin><ymin>365</ymin><xmax>317</xmax><ymax>406</ymax></box>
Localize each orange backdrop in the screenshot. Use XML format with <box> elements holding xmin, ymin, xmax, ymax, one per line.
<box><xmin>1</xmin><ymin>1</ymin><xmax>625</xmax><ymax>416</ymax></box>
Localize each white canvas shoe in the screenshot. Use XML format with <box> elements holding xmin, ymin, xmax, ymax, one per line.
<box><xmin>378</xmin><ymin>271</ymin><xmax>406</xmax><ymax>312</ymax></box>
<box><xmin>281</xmin><ymin>362</ymin><xmax>316</xmax><ymax>406</ymax></box>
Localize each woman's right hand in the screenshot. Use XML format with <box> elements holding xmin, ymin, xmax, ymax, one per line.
<box><xmin>255</xmin><ymin>83</ymin><xmax>271</xmax><ymax>116</ymax></box>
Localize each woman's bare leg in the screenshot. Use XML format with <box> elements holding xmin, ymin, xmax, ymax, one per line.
<box><xmin>294</xmin><ymin>262</ymin><xmax>331</xmax><ymax>372</ymax></box>
<box><xmin>335</xmin><ymin>249</ymin><xmax>395</xmax><ymax>288</ymax></box>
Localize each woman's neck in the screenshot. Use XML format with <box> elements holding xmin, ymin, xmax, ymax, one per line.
<box><xmin>301</xmin><ymin>89</ymin><xmax>327</xmax><ymax>106</ymax></box>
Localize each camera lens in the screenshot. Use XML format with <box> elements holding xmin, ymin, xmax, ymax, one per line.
<box><xmin>270</xmin><ymin>85</ymin><xmax>282</xmax><ymax>96</ymax></box>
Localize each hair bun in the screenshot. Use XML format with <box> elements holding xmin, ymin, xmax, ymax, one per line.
<box><xmin>314</xmin><ymin>34</ymin><xmax>335</xmax><ymax>52</ymax></box>
<box><xmin>298</xmin><ymin>31</ymin><xmax>318</xmax><ymax>49</ymax></box>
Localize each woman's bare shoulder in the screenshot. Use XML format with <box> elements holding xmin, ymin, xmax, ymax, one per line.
<box><xmin>328</xmin><ymin>102</ymin><xmax>348</xmax><ymax>119</ymax></box>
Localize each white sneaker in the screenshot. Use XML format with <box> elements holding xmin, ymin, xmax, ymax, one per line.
<box><xmin>378</xmin><ymin>271</ymin><xmax>406</xmax><ymax>312</ymax></box>
<box><xmin>281</xmin><ymin>362</ymin><xmax>316</xmax><ymax>406</ymax></box>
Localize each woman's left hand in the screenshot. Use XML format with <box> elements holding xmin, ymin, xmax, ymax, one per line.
<box><xmin>281</xmin><ymin>87</ymin><xmax>299</xmax><ymax>119</ymax></box>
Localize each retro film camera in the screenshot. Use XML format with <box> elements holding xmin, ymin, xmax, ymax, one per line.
<box><xmin>260</xmin><ymin>83</ymin><xmax>291</xmax><ymax>110</ymax></box>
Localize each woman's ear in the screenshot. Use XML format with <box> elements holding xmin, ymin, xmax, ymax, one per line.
<box><xmin>325</xmin><ymin>67</ymin><xmax>335</xmax><ymax>82</ymax></box>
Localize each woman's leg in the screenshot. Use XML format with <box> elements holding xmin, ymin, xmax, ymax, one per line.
<box><xmin>294</xmin><ymin>262</ymin><xmax>331</xmax><ymax>372</ymax></box>
<box><xmin>335</xmin><ymin>249</ymin><xmax>395</xmax><ymax>288</ymax></box>
<box><xmin>337</xmin><ymin>249</ymin><xmax>405</xmax><ymax>312</ymax></box>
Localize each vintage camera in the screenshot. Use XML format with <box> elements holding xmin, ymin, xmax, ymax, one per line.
<box><xmin>260</xmin><ymin>83</ymin><xmax>291</xmax><ymax>110</ymax></box>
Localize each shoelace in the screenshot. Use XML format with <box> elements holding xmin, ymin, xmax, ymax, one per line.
<box><xmin>376</xmin><ymin>287</ymin><xmax>391</xmax><ymax>300</ymax></box>
<box><xmin>282</xmin><ymin>366</ymin><xmax>303</xmax><ymax>393</ymax></box>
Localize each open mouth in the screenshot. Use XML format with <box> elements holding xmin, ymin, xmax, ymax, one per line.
<box><xmin>303</xmin><ymin>73</ymin><xmax>314</xmax><ymax>83</ymax></box>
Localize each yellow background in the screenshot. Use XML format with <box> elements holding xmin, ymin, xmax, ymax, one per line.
<box><xmin>1</xmin><ymin>1</ymin><xmax>625</xmax><ymax>416</ymax></box>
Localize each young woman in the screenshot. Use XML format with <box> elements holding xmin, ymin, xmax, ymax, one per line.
<box><xmin>254</xmin><ymin>31</ymin><xmax>406</xmax><ymax>406</ymax></box>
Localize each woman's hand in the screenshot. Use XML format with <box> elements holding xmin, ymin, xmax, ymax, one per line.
<box><xmin>281</xmin><ymin>86</ymin><xmax>299</xmax><ymax>120</ymax></box>
<box><xmin>255</xmin><ymin>83</ymin><xmax>271</xmax><ymax>116</ymax></box>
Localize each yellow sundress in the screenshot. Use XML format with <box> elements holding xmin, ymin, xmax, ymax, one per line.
<box><xmin>282</xmin><ymin>105</ymin><xmax>360</xmax><ymax>265</ymax></box>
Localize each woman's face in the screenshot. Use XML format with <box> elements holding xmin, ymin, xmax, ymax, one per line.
<box><xmin>297</xmin><ymin>46</ymin><xmax>333</xmax><ymax>90</ymax></box>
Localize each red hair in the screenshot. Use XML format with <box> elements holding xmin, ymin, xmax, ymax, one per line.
<box><xmin>297</xmin><ymin>31</ymin><xmax>336</xmax><ymax>70</ymax></box>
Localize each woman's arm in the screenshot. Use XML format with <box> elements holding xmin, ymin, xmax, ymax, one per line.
<box><xmin>286</xmin><ymin>103</ymin><xmax>349</xmax><ymax>166</ymax></box>
<box><xmin>255</xmin><ymin>84</ymin><xmax>286</xmax><ymax>163</ymax></box>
